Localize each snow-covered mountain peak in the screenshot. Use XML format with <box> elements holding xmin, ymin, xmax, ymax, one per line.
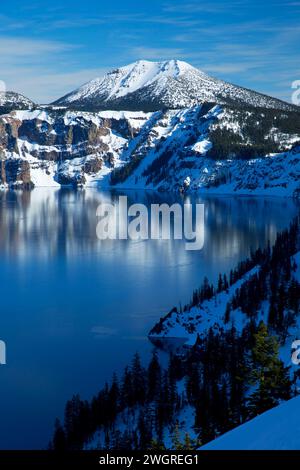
<box><xmin>54</xmin><ymin>59</ymin><xmax>297</xmax><ymax>112</ymax></box>
<box><xmin>124</xmin><ymin>59</ymin><xmax>198</xmax><ymax>79</ymax></box>
<box><xmin>0</xmin><ymin>91</ymin><xmax>34</xmax><ymax>111</ymax></box>
<box><xmin>110</xmin><ymin>59</ymin><xmax>203</xmax><ymax>97</ymax></box>
<box><xmin>113</xmin><ymin>59</ymin><xmax>194</xmax><ymax>93</ymax></box>
<box><xmin>57</xmin><ymin>59</ymin><xmax>202</xmax><ymax>105</ymax></box>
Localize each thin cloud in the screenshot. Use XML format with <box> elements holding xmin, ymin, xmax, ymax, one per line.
<box><xmin>41</xmin><ymin>13</ymin><xmax>202</xmax><ymax>30</ymax></box>
<box><xmin>172</xmin><ymin>21</ymin><xmax>300</xmax><ymax>43</ymax></box>
<box><xmin>163</xmin><ymin>0</ymin><xmax>248</xmax><ymax>14</ymax></box>
<box><xmin>3</xmin><ymin>67</ymin><xmax>109</xmax><ymax>103</ymax></box>
<box><xmin>202</xmin><ymin>64</ymin><xmax>253</xmax><ymax>74</ymax></box>
<box><xmin>42</xmin><ymin>14</ymin><xmax>143</xmax><ymax>30</ymax></box>
<box><xmin>0</xmin><ymin>36</ymin><xmax>74</xmax><ymax>57</ymax></box>
<box><xmin>47</xmin><ymin>18</ymin><xmax>107</xmax><ymax>29</ymax></box>
<box><xmin>0</xmin><ymin>36</ymin><xmax>87</xmax><ymax>102</ymax></box>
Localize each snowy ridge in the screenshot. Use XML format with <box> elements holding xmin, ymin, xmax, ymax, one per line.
<box><xmin>54</xmin><ymin>59</ymin><xmax>296</xmax><ymax>112</ymax></box>
<box><xmin>0</xmin><ymin>91</ymin><xmax>34</xmax><ymax>111</ymax></box>
<box><xmin>149</xmin><ymin>267</ymin><xmax>260</xmax><ymax>345</ymax></box>
<box><xmin>201</xmin><ymin>394</ymin><xmax>300</xmax><ymax>450</ymax></box>
<box><xmin>149</xmin><ymin>252</ymin><xmax>300</xmax><ymax>347</ymax></box>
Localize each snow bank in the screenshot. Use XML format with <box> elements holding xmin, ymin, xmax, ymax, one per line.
<box><xmin>202</xmin><ymin>395</ymin><xmax>300</xmax><ymax>450</ymax></box>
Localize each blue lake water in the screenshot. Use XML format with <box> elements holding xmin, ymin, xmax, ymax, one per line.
<box><xmin>0</xmin><ymin>188</ymin><xmax>298</xmax><ymax>449</ymax></box>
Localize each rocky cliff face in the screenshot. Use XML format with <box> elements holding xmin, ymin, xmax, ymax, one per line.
<box><xmin>0</xmin><ymin>109</ymin><xmax>149</xmax><ymax>188</ymax></box>
<box><xmin>0</xmin><ymin>103</ymin><xmax>299</xmax><ymax>195</ymax></box>
<box><xmin>0</xmin><ymin>159</ymin><xmax>33</xmax><ymax>188</ymax></box>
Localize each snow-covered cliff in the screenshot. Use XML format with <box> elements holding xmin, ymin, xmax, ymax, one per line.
<box><xmin>0</xmin><ymin>104</ymin><xmax>299</xmax><ymax>194</ymax></box>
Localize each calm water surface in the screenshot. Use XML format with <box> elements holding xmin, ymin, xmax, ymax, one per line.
<box><xmin>0</xmin><ymin>188</ymin><xmax>298</xmax><ymax>448</ymax></box>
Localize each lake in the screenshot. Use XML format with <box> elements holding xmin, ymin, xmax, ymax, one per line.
<box><xmin>0</xmin><ymin>188</ymin><xmax>298</xmax><ymax>449</ymax></box>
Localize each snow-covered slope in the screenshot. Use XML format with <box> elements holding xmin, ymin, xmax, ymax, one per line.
<box><xmin>54</xmin><ymin>60</ymin><xmax>295</xmax><ymax>112</ymax></box>
<box><xmin>85</xmin><ymin>402</ymin><xmax>197</xmax><ymax>451</ymax></box>
<box><xmin>0</xmin><ymin>91</ymin><xmax>34</xmax><ymax>112</ymax></box>
<box><xmin>149</xmin><ymin>251</ymin><xmax>300</xmax><ymax>346</ymax></box>
<box><xmin>149</xmin><ymin>268</ymin><xmax>260</xmax><ymax>346</ymax></box>
<box><xmin>0</xmin><ymin>104</ymin><xmax>299</xmax><ymax>193</ymax></box>
<box><xmin>201</xmin><ymin>395</ymin><xmax>300</xmax><ymax>450</ymax></box>
<box><xmin>110</xmin><ymin>104</ymin><xmax>300</xmax><ymax>196</ymax></box>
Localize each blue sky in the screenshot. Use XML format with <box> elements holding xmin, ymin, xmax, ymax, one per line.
<box><xmin>0</xmin><ymin>0</ymin><xmax>299</xmax><ymax>103</ymax></box>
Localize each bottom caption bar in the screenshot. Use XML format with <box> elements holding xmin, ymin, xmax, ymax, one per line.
<box><xmin>0</xmin><ymin>451</ymin><xmax>298</xmax><ymax>468</ymax></box>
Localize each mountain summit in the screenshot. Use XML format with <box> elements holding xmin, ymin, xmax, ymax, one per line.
<box><xmin>54</xmin><ymin>59</ymin><xmax>294</xmax><ymax>111</ymax></box>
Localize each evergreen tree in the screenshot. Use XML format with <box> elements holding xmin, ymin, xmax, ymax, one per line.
<box><xmin>150</xmin><ymin>439</ymin><xmax>166</xmax><ymax>450</ymax></box>
<box><xmin>171</xmin><ymin>422</ymin><xmax>184</xmax><ymax>450</ymax></box>
<box><xmin>183</xmin><ymin>432</ymin><xmax>195</xmax><ymax>450</ymax></box>
<box><xmin>217</xmin><ymin>274</ymin><xmax>223</xmax><ymax>293</ymax></box>
<box><xmin>121</xmin><ymin>367</ymin><xmax>133</xmax><ymax>408</ymax></box>
<box><xmin>147</xmin><ymin>351</ymin><xmax>161</xmax><ymax>401</ymax></box>
<box><xmin>138</xmin><ymin>407</ymin><xmax>152</xmax><ymax>449</ymax></box>
<box><xmin>223</xmin><ymin>274</ymin><xmax>229</xmax><ymax>291</ymax></box>
<box><xmin>132</xmin><ymin>353</ymin><xmax>146</xmax><ymax>404</ymax></box>
<box><xmin>248</xmin><ymin>322</ymin><xmax>291</xmax><ymax>417</ymax></box>
<box><xmin>224</xmin><ymin>302</ymin><xmax>231</xmax><ymax>323</ymax></box>
<box><xmin>52</xmin><ymin>419</ymin><xmax>66</xmax><ymax>451</ymax></box>
<box><xmin>108</xmin><ymin>373</ymin><xmax>119</xmax><ymax>421</ymax></box>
